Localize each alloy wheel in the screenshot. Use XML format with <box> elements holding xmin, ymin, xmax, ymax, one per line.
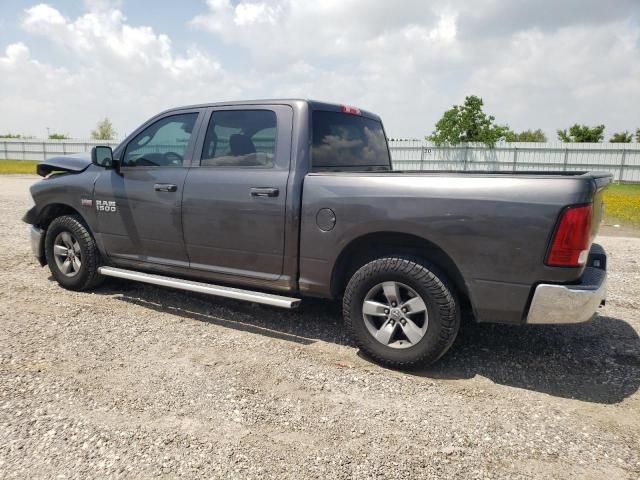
<box><xmin>362</xmin><ymin>281</ymin><xmax>429</xmax><ymax>349</ymax></box>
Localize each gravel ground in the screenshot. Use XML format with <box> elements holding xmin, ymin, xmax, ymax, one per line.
<box><xmin>1</xmin><ymin>175</ymin><xmax>639</xmax><ymax>479</ymax></box>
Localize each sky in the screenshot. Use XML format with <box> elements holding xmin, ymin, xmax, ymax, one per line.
<box><xmin>0</xmin><ymin>0</ymin><xmax>638</xmax><ymax>140</ymax></box>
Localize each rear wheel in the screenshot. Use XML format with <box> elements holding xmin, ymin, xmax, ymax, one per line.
<box><xmin>44</xmin><ymin>215</ymin><xmax>102</xmax><ymax>291</ymax></box>
<box><xmin>343</xmin><ymin>257</ymin><xmax>460</xmax><ymax>368</ymax></box>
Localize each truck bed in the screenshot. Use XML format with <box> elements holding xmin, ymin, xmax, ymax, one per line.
<box><xmin>298</xmin><ymin>170</ymin><xmax>610</xmax><ymax>324</ymax></box>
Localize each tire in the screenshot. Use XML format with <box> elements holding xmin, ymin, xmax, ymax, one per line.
<box><xmin>44</xmin><ymin>215</ymin><xmax>103</xmax><ymax>291</ymax></box>
<box><xmin>343</xmin><ymin>256</ymin><xmax>460</xmax><ymax>368</ymax></box>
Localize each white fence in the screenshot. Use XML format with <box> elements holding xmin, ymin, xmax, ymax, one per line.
<box><xmin>1</xmin><ymin>139</ymin><xmax>120</xmax><ymax>161</ymax></box>
<box><xmin>388</xmin><ymin>140</ymin><xmax>640</xmax><ymax>183</ymax></box>
<box><xmin>2</xmin><ymin>138</ymin><xmax>640</xmax><ymax>182</ymax></box>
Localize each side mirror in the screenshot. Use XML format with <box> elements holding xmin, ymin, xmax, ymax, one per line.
<box><xmin>91</xmin><ymin>146</ymin><xmax>117</xmax><ymax>169</ymax></box>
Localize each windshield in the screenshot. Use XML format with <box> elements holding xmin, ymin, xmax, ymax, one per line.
<box><xmin>311</xmin><ymin>111</ymin><xmax>391</xmax><ymax>171</ymax></box>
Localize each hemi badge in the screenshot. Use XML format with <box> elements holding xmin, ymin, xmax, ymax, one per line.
<box><xmin>81</xmin><ymin>198</ymin><xmax>93</xmax><ymax>207</ymax></box>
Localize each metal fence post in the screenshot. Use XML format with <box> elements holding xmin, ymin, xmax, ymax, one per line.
<box><xmin>619</xmin><ymin>149</ymin><xmax>627</xmax><ymax>183</ymax></box>
<box><xmin>420</xmin><ymin>142</ymin><xmax>425</xmax><ymax>170</ymax></box>
<box><xmin>512</xmin><ymin>146</ymin><xmax>518</xmax><ymax>172</ymax></box>
<box><xmin>42</xmin><ymin>141</ymin><xmax>46</xmax><ymax>161</ymax></box>
<box><xmin>62</xmin><ymin>141</ymin><xmax>66</xmax><ymax>155</ymax></box>
<box><xmin>563</xmin><ymin>147</ymin><xmax>569</xmax><ymax>171</ymax></box>
<box><xmin>22</xmin><ymin>142</ymin><xmax>26</xmax><ymax>161</ymax></box>
<box><xmin>463</xmin><ymin>145</ymin><xmax>469</xmax><ymax>171</ymax></box>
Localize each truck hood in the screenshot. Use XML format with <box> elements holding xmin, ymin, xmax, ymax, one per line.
<box><xmin>37</xmin><ymin>152</ymin><xmax>92</xmax><ymax>177</ymax></box>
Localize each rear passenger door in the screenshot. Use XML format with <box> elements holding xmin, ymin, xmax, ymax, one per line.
<box><xmin>181</xmin><ymin>105</ymin><xmax>293</xmax><ymax>280</ymax></box>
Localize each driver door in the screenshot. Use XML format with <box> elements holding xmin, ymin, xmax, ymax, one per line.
<box><xmin>94</xmin><ymin>109</ymin><xmax>203</xmax><ymax>266</ymax></box>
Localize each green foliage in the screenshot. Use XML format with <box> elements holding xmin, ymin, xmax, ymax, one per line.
<box><xmin>504</xmin><ymin>128</ymin><xmax>547</xmax><ymax>142</ymax></box>
<box><xmin>636</xmin><ymin>128</ymin><xmax>640</xmax><ymax>143</ymax></box>
<box><xmin>557</xmin><ymin>124</ymin><xmax>605</xmax><ymax>143</ymax></box>
<box><xmin>609</xmin><ymin>131</ymin><xmax>632</xmax><ymax>143</ymax></box>
<box><xmin>48</xmin><ymin>133</ymin><xmax>70</xmax><ymax>140</ymax></box>
<box><xmin>428</xmin><ymin>95</ymin><xmax>510</xmax><ymax>147</ymax></box>
<box><xmin>0</xmin><ymin>133</ymin><xmax>34</xmax><ymax>139</ymax></box>
<box><xmin>91</xmin><ymin>118</ymin><xmax>117</xmax><ymax>140</ymax></box>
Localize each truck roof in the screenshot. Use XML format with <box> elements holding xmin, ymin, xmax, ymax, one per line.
<box><xmin>157</xmin><ymin>99</ymin><xmax>382</xmax><ymax>122</ymax></box>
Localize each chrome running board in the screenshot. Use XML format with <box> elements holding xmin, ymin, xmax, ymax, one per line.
<box><xmin>98</xmin><ymin>266</ymin><xmax>301</xmax><ymax>309</ymax></box>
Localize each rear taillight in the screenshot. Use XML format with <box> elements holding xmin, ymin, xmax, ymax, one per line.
<box><xmin>340</xmin><ymin>105</ymin><xmax>361</xmax><ymax>115</ymax></box>
<box><xmin>546</xmin><ymin>204</ymin><xmax>593</xmax><ymax>267</ymax></box>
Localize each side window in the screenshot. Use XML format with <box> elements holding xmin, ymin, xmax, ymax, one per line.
<box><xmin>123</xmin><ymin>113</ymin><xmax>198</xmax><ymax>167</ymax></box>
<box><xmin>201</xmin><ymin>110</ymin><xmax>277</xmax><ymax>168</ymax></box>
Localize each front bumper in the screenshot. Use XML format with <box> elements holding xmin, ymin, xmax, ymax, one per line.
<box><xmin>526</xmin><ymin>246</ymin><xmax>607</xmax><ymax>324</ymax></box>
<box><xmin>29</xmin><ymin>225</ymin><xmax>46</xmax><ymax>266</ymax></box>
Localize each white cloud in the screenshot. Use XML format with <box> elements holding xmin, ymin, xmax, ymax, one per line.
<box><xmin>2</xmin><ymin>42</ymin><xmax>31</xmax><ymax>63</ymax></box>
<box><xmin>190</xmin><ymin>0</ymin><xmax>454</xmax><ymax>64</ymax></box>
<box><xmin>0</xmin><ymin>2</ymin><xmax>244</xmax><ymax>137</ymax></box>
<box><xmin>429</xmin><ymin>13</ymin><xmax>458</xmax><ymax>43</ymax></box>
<box><xmin>234</xmin><ymin>2</ymin><xmax>281</xmax><ymax>26</ymax></box>
<box><xmin>188</xmin><ymin>0</ymin><xmax>640</xmax><ymax>138</ymax></box>
<box><xmin>22</xmin><ymin>4</ymin><xmax>66</xmax><ymax>29</ymax></box>
<box><xmin>0</xmin><ymin>1</ymin><xmax>638</xmax><ymax>139</ymax></box>
<box><xmin>464</xmin><ymin>22</ymin><xmax>640</xmax><ymax>133</ymax></box>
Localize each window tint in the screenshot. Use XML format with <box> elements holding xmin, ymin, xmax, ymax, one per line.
<box><xmin>201</xmin><ymin>110</ymin><xmax>277</xmax><ymax>168</ymax></box>
<box><xmin>312</xmin><ymin>111</ymin><xmax>391</xmax><ymax>171</ymax></box>
<box><xmin>123</xmin><ymin>113</ymin><xmax>198</xmax><ymax>167</ymax></box>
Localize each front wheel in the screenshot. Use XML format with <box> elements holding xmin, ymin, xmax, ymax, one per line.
<box><xmin>44</xmin><ymin>215</ymin><xmax>103</xmax><ymax>291</ymax></box>
<box><xmin>343</xmin><ymin>257</ymin><xmax>460</xmax><ymax>368</ymax></box>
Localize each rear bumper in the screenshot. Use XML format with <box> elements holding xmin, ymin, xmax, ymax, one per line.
<box><xmin>29</xmin><ymin>225</ymin><xmax>46</xmax><ymax>266</ymax></box>
<box><xmin>526</xmin><ymin>246</ymin><xmax>607</xmax><ymax>325</ymax></box>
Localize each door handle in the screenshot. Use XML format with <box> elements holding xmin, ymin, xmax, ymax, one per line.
<box><xmin>154</xmin><ymin>183</ymin><xmax>178</xmax><ymax>192</ymax></box>
<box><xmin>250</xmin><ymin>187</ymin><xmax>279</xmax><ymax>198</ymax></box>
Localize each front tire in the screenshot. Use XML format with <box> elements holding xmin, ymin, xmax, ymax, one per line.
<box><xmin>343</xmin><ymin>257</ymin><xmax>460</xmax><ymax>368</ymax></box>
<box><xmin>44</xmin><ymin>215</ymin><xmax>103</xmax><ymax>291</ymax></box>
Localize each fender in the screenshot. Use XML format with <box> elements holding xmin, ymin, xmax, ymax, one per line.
<box><xmin>24</xmin><ymin>166</ymin><xmax>108</xmax><ymax>256</ymax></box>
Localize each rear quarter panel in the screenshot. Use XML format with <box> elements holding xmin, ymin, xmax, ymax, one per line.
<box><xmin>299</xmin><ymin>173</ymin><xmax>596</xmax><ymax>324</ymax></box>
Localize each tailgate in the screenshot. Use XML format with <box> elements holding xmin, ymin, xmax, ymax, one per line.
<box><xmin>590</xmin><ymin>173</ymin><xmax>612</xmax><ymax>239</ymax></box>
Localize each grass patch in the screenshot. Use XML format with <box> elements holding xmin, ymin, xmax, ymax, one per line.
<box><xmin>603</xmin><ymin>183</ymin><xmax>640</xmax><ymax>226</ymax></box>
<box><xmin>0</xmin><ymin>160</ymin><xmax>39</xmax><ymax>174</ymax></box>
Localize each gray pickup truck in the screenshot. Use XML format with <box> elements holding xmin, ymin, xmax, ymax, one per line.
<box><xmin>24</xmin><ymin>99</ymin><xmax>610</xmax><ymax>367</ymax></box>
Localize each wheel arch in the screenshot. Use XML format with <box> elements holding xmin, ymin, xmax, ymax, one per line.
<box><xmin>36</xmin><ymin>203</ymin><xmax>87</xmax><ymax>229</ymax></box>
<box><xmin>330</xmin><ymin>231</ymin><xmax>473</xmax><ymax>316</ymax></box>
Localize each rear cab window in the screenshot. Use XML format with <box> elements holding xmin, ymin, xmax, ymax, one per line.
<box><xmin>311</xmin><ymin>110</ymin><xmax>391</xmax><ymax>172</ymax></box>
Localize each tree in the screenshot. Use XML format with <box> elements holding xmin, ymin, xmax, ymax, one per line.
<box><xmin>557</xmin><ymin>124</ymin><xmax>605</xmax><ymax>143</ymax></box>
<box><xmin>0</xmin><ymin>133</ymin><xmax>34</xmax><ymax>139</ymax></box>
<box><xmin>48</xmin><ymin>133</ymin><xmax>70</xmax><ymax>140</ymax></box>
<box><xmin>636</xmin><ymin>128</ymin><xmax>640</xmax><ymax>143</ymax></box>
<box><xmin>91</xmin><ymin>118</ymin><xmax>117</xmax><ymax>140</ymax></box>
<box><xmin>609</xmin><ymin>131</ymin><xmax>632</xmax><ymax>143</ymax></box>
<box><xmin>428</xmin><ymin>95</ymin><xmax>510</xmax><ymax>147</ymax></box>
<box><xmin>504</xmin><ymin>128</ymin><xmax>547</xmax><ymax>142</ymax></box>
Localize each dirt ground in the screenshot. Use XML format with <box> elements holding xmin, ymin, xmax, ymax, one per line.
<box><xmin>1</xmin><ymin>175</ymin><xmax>638</xmax><ymax>479</ymax></box>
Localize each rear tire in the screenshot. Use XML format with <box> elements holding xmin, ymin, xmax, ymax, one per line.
<box><xmin>343</xmin><ymin>256</ymin><xmax>460</xmax><ymax>368</ymax></box>
<box><xmin>45</xmin><ymin>215</ymin><xmax>103</xmax><ymax>291</ymax></box>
